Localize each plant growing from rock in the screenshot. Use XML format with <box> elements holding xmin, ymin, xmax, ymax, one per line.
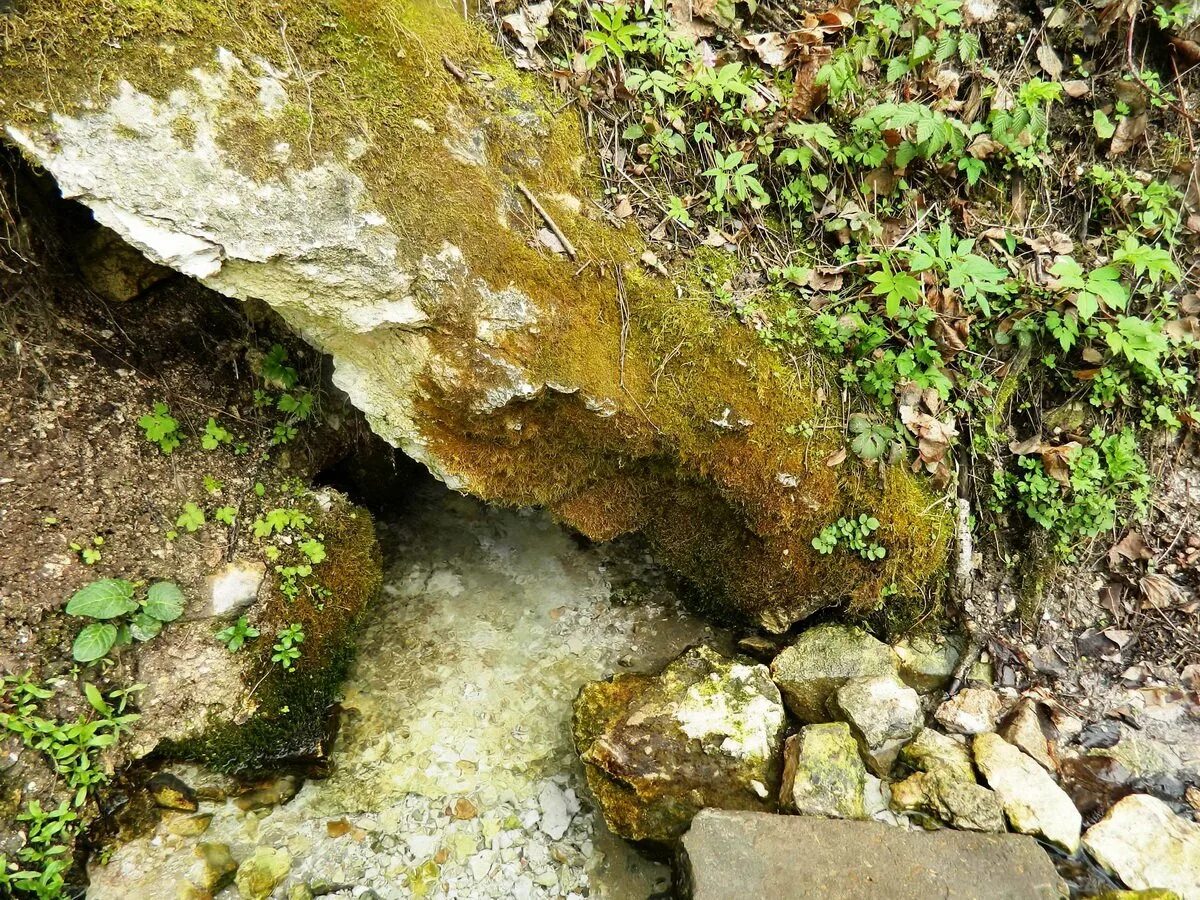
<box><xmin>271</xmin><ymin>623</ymin><xmax>305</xmax><ymax>671</ymax></box>
<box><xmin>65</xmin><ymin>578</ymin><xmax>185</xmax><ymax>662</ymax></box>
<box><xmin>215</xmin><ymin>616</ymin><xmax>260</xmax><ymax>652</ymax></box>
<box><xmin>812</xmin><ymin>515</ymin><xmax>887</xmax><ymax>561</ymax></box>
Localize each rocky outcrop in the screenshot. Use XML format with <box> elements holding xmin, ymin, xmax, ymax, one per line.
<box><xmin>572</xmin><ymin>645</ymin><xmax>786</xmax><ymax>843</ymax></box>
<box><xmin>0</xmin><ymin>0</ymin><xmax>949</xmax><ymax>631</ymax></box>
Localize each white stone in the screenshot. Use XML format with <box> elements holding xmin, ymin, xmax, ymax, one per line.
<box><xmin>936</xmin><ymin>687</ymin><xmax>1003</xmax><ymax>735</ymax></box>
<box><xmin>204</xmin><ymin>560</ymin><xmax>265</xmax><ymax>617</ymax></box>
<box><xmin>973</xmin><ymin>733</ymin><xmax>1081</xmax><ymax>853</ymax></box>
<box><xmin>832</xmin><ymin>672</ymin><xmax>922</xmax><ymax>776</ymax></box>
<box><xmin>537</xmin><ymin>782</ymin><xmax>572</xmax><ymax>840</ymax></box>
<box><xmin>1083</xmin><ymin>794</ymin><xmax>1200</xmax><ymax>897</ymax></box>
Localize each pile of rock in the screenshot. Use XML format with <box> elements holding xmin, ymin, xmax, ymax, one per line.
<box><xmin>574</xmin><ymin>625</ymin><xmax>1200</xmax><ymax>897</ymax></box>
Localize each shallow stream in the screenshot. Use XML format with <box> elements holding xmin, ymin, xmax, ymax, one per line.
<box><xmin>90</xmin><ymin>480</ymin><xmax>721</xmax><ymax>899</ymax></box>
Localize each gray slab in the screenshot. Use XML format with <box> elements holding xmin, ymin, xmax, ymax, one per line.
<box><xmin>678</xmin><ymin>810</ymin><xmax>1067</xmax><ymax>899</ymax></box>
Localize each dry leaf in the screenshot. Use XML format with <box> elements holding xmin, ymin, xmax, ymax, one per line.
<box><xmin>1109</xmin><ymin>530</ymin><xmax>1153</xmax><ymax>567</ymax></box>
<box><xmin>1037</xmin><ymin>43</ymin><xmax>1064</xmax><ymax>80</ymax></box>
<box><xmin>1040</xmin><ymin>442</ymin><xmax>1080</xmax><ymax>486</ymax></box>
<box><xmin>1062</xmin><ymin>79</ymin><xmax>1091</xmax><ymax>99</ymax></box>
<box><xmin>1164</xmin><ymin>317</ymin><xmax>1200</xmax><ymax>341</ymax></box>
<box><xmin>1140</xmin><ymin>573</ymin><xmax>1184</xmax><ymax>609</ymax></box>
<box><xmin>808</xmin><ymin>267</ymin><xmax>844</xmax><ymax>291</ymax></box>
<box><xmin>1009</xmin><ymin>434</ymin><xmax>1044</xmax><ymax>455</ymax></box>
<box><xmin>613</xmin><ymin>195</ymin><xmax>634</xmax><ymax>218</ymax></box>
<box><xmin>742</xmin><ymin>32</ymin><xmax>790</xmax><ymax>67</ymax></box>
<box><xmin>537</xmin><ymin>228</ymin><xmax>565</xmax><ymax>254</ymax></box>
<box><xmin>1108</xmin><ymin>113</ymin><xmax>1149</xmax><ymax>157</ymax></box>
<box><xmin>825</xmin><ymin>446</ymin><xmax>847</xmax><ymax>466</ymax></box>
<box><xmin>501</xmin><ymin>1</ymin><xmax>553</xmax><ymax>52</ymax></box>
<box><xmin>1103</xmin><ymin>627</ymin><xmax>1134</xmax><ymax>648</ymax></box>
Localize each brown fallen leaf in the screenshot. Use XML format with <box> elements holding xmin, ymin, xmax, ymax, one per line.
<box><xmin>1140</xmin><ymin>573</ymin><xmax>1184</xmax><ymax>609</ymax></box>
<box><xmin>613</xmin><ymin>195</ymin><xmax>634</xmax><ymax>218</ymax></box>
<box><xmin>825</xmin><ymin>446</ymin><xmax>848</xmax><ymax>467</ymax></box>
<box><xmin>1062</xmin><ymin>79</ymin><xmax>1090</xmax><ymax>99</ymax></box>
<box><xmin>967</xmin><ymin>135</ymin><xmax>1004</xmax><ymax>159</ymax></box>
<box><xmin>1108</xmin><ymin>113</ymin><xmax>1149</xmax><ymax>157</ymax></box>
<box><xmin>1164</xmin><ymin>317</ymin><xmax>1200</xmax><ymax>341</ymax></box>
<box><xmin>1040</xmin><ymin>442</ymin><xmax>1080</xmax><ymax>486</ymax></box>
<box><xmin>808</xmin><ymin>267</ymin><xmax>844</xmax><ymax>291</ymax></box>
<box><xmin>501</xmin><ymin>1</ymin><xmax>553</xmax><ymax>52</ymax></box>
<box><xmin>1109</xmin><ymin>530</ymin><xmax>1153</xmax><ymax>567</ymax></box>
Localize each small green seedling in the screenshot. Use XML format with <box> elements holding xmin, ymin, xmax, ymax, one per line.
<box><xmin>65</xmin><ymin>579</ymin><xmax>185</xmax><ymax>662</ymax></box>
<box><xmin>215</xmin><ymin>617</ymin><xmax>260</xmax><ymax>652</ymax></box>
<box><xmin>271</xmin><ymin>624</ymin><xmax>305</xmax><ymax>671</ymax></box>
<box><xmin>138</xmin><ymin>403</ymin><xmax>182</xmax><ymax>454</ymax></box>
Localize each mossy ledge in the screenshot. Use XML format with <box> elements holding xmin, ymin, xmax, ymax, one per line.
<box><xmin>0</xmin><ymin>0</ymin><xmax>949</xmax><ymax>630</ymax></box>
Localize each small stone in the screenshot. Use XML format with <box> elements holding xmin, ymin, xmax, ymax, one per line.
<box><xmin>452</xmin><ymin>797</ymin><xmax>478</xmax><ymax>820</ymax></box>
<box><xmin>167</xmin><ymin>813</ymin><xmax>213</xmax><ymax>837</ymax></box>
<box><xmin>204</xmin><ymin>560</ymin><xmax>266</xmax><ymax>617</ymax></box>
<box><xmin>780</xmin><ymin>723</ymin><xmax>868</xmax><ymax>820</ymax></box>
<box><xmin>148</xmin><ymin>772</ymin><xmax>199</xmax><ymax>811</ymax></box>
<box><xmin>935</xmin><ymin>687</ymin><xmax>1002</xmax><ymax>735</ymax></box>
<box><xmin>1062</xmin><ymin>79</ymin><xmax>1091</xmax><ymax>99</ymax></box>
<box><xmin>287</xmin><ymin>885</ymin><xmax>315</xmax><ymax>900</ymax></box>
<box><xmin>899</xmin><ymin>728</ymin><xmax>976</xmax><ymax>783</ymax></box>
<box><xmin>770</xmin><ymin>625</ymin><xmax>898</xmax><ymax>723</ymax></box>
<box><xmin>999</xmin><ymin>701</ymin><xmax>1055</xmax><ymax>772</ymax></box>
<box><xmin>923</xmin><ymin>770</ymin><xmax>1006</xmax><ymax>832</ymax></box>
<box><xmin>1083</xmin><ymin>794</ymin><xmax>1200</xmax><ymax>897</ymax></box>
<box><xmin>892</xmin><ymin>633</ymin><xmax>963</xmax><ymax>692</ymax></box>
<box><xmin>974</xmin><ymin>733</ymin><xmax>1081</xmax><ymax>853</ymax></box>
<box><xmin>234</xmin><ymin>775</ymin><xmax>301</xmax><ymax>811</ymax></box>
<box><xmin>537</xmin><ymin>782</ymin><xmax>572</xmax><ymax>840</ymax></box>
<box><xmin>235</xmin><ymin>846</ymin><xmax>291</xmax><ymax>900</ymax></box>
<box><xmin>189</xmin><ymin>843</ymin><xmax>237</xmax><ymax>893</ymax></box>
<box><xmin>831</xmin><ymin>672</ymin><xmax>922</xmax><ymax>776</ymax></box>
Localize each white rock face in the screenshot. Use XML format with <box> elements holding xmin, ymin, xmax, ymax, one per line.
<box><xmin>936</xmin><ymin>687</ymin><xmax>1003</xmax><ymax>735</ymax></box>
<box><xmin>203</xmin><ymin>560</ymin><xmax>266</xmax><ymax>618</ymax></box>
<box><xmin>1083</xmin><ymin>794</ymin><xmax>1200</xmax><ymax>896</ymax></box>
<box><xmin>973</xmin><ymin>733</ymin><xmax>1081</xmax><ymax>853</ymax></box>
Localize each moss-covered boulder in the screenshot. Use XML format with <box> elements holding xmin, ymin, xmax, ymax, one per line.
<box><xmin>0</xmin><ymin>0</ymin><xmax>949</xmax><ymax>631</ymax></box>
<box><xmin>779</xmin><ymin>723</ymin><xmax>869</xmax><ymax>820</ymax></box>
<box><xmin>572</xmin><ymin>644</ymin><xmax>786</xmax><ymax>843</ymax></box>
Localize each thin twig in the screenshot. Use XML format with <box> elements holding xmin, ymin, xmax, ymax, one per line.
<box><xmin>517</xmin><ymin>182</ymin><xmax>578</xmax><ymax>259</ymax></box>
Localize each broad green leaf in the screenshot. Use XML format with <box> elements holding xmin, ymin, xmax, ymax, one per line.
<box><xmin>1075</xmin><ymin>291</ymin><xmax>1099</xmax><ymax>322</ymax></box>
<box><xmin>73</xmin><ymin>624</ymin><xmax>117</xmax><ymax>663</ymax></box>
<box><xmin>144</xmin><ymin>581</ymin><xmax>185</xmax><ymax>622</ymax></box>
<box><xmin>129</xmin><ymin>613</ymin><xmax>163</xmax><ymax>642</ymax></box>
<box><xmin>65</xmin><ymin>580</ymin><xmax>137</xmax><ymax>620</ymax></box>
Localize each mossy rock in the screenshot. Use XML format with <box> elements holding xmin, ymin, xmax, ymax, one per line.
<box><xmin>159</xmin><ymin>490</ymin><xmax>382</xmax><ymax>772</ymax></box>
<box><xmin>572</xmin><ymin>645</ymin><xmax>786</xmax><ymax>844</ymax></box>
<box><xmin>0</xmin><ymin>0</ymin><xmax>950</xmax><ymax>632</ymax></box>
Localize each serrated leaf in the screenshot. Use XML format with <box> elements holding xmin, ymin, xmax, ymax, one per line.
<box><xmin>65</xmin><ymin>580</ymin><xmax>137</xmax><ymax>620</ymax></box>
<box><xmin>1075</xmin><ymin>290</ymin><xmax>1099</xmax><ymax>322</ymax></box>
<box><xmin>144</xmin><ymin>581</ymin><xmax>185</xmax><ymax>622</ymax></box>
<box><xmin>73</xmin><ymin>624</ymin><xmax>117</xmax><ymax>663</ymax></box>
<box><xmin>129</xmin><ymin>612</ymin><xmax>163</xmax><ymax>642</ymax></box>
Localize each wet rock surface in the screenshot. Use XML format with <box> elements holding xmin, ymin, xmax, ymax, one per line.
<box><xmin>935</xmin><ymin>687</ymin><xmax>1003</xmax><ymax>735</ymax></box>
<box><xmin>1083</xmin><ymin>794</ymin><xmax>1200</xmax><ymax>897</ymax></box>
<box><xmin>678</xmin><ymin>809</ymin><xmax>1067</xmax><ymax>899</ymax></box>
<box><xmin>574</xmin><ymin>644</ymin><xmax>786</xmax><ymax>842</ymax></box>
<box><xmin>780</xmin><ymin>723</ymin><xmax>868</xmax><ymax>820</ymax></box>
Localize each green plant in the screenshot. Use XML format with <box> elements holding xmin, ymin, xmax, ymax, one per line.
<box><xmin>201</xmin><ymin>417</ymin><xmax>233</xmax><ymax>450</ymax></box>
<box><xmin>215</xmin><ymin>616</ymin><xmax>260</xmax><ymax>652</ymax></box>
<box><xmin>65</xmin><ymin>579</ymin><xmax>185</xmax><ymax>662</ymax></box>
<box><xmin>703</xmin><ymin>149</ymin><xmax>768</xmax><ymax>212</ymax></box>
<box><xmin>69</xmin><ymin>535</ymin><xmax>104</xmax><ymax>566</ymax></box>
<box><xmin>214</xmin><ymin>505</ymin><xmax>237</xmax><ymax>525</ymax></box>
<box><xmin>271</xmin><ymin>624</ymin><xmax>305</xmax><ymax>671</ymax></box>
<box><xmin>138</xmin><ymin>402</ymin><xmax>182</xmax><ymax>454</ymax></box>
<box><xmin>848</xmin><ymin>414</ymin><xmax>898</xmax><ymax>461</ymax></box>
<box><xmin>584</xmin><ymin>2</ymin><xmax>643</xmax><ymax>68</ymax></box>
<box><xmin>176</xmin><ymin>502</ymin><xmax>205</xmax><ymax>533</ymax></box>
<box><xmin>260</xmin><ymin>344</ymin><xmax>298</xmax><ymax>389</ymax></box>
<box><xmin>812</xmin><ymin>514</ymin><xmax>887</xmax><ymax>560</ymax></box>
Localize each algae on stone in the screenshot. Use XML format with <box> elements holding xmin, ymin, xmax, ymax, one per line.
<box><xmin>0</xmin><ymin>0</ymin><xmax>950</xmax><ymax>632</ymax></box>
<box><xmin>779</xmin><ymin>723</ymin><xmax>869</xmax><ymax>820</ymax></box>
<box><xmin>572</xmin><ymin>644</ymin><xmax>786</xmax><ymax>843</ymax></box>
<box><xmin>770</xmin><ymin>625</ymin><xmax>900</xmax><ymax>722</ymax></box>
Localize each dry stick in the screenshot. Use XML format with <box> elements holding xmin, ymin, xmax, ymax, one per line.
<box><xmin>517</xmin><ymin>182</ymin><xmax>577</xmax><ymax>260</ymax></box>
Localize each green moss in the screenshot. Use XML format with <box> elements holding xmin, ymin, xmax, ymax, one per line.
<box><xmin>162</xmin><ymin>496</ymin><xmax>382</xmax><ymax>772</ymax></box>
